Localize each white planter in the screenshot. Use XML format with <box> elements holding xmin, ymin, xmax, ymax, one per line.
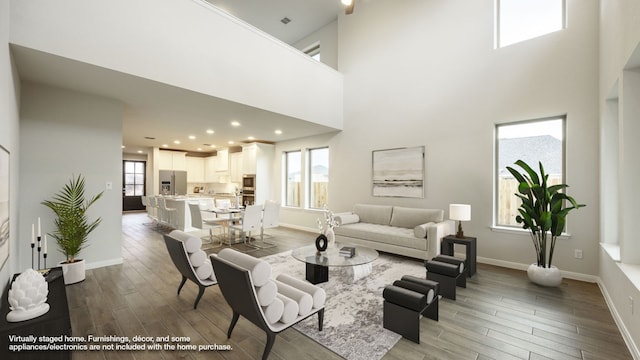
<box><xmin>527</xmin><ymin>263</ymin><xmax>562</xmax><ymax>287</ymax></box>
<box><xmin>60</xmin><ymin>259</ymin><xmax>86</xmax><ymax>285</ymax></box>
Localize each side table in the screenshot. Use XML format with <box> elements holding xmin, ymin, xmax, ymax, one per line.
<box><xmin>441</xmin><ymin>235</ymin><xmax>477</xmax><ymax>277</ymax></box>
<box><xmin>0</xmin><ymin>267</ymin><xmax>71</xmax><ymax>360</ymax></box>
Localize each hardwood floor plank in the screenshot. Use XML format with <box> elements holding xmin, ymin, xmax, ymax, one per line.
<box><xmin>63</xmin><ymin>213</ymin><xmax>632</xmax><ymax>360</ymax></box>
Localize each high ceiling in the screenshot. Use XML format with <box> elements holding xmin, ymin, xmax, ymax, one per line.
<box><xmin>206</xmin><ymin>0</ymin><xmax>345</xmax><ymax>45</ymax></box>
<box><xmin>13</xmin><ymin>0</ymin><xmax>347</xmax><ymax>156</ymax></box>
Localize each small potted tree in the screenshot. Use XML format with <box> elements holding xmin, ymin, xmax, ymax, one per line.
<box><xmin>41</xmin><ymin>174</ymin><xmax>103</xmax><ymax>285</ymax></box>
<box><xmin>506</xmin><ymin>160</ymin><xmax>585</xmax><ymax>287</ymax></box>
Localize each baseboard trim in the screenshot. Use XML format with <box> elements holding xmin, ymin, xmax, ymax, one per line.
<box><xmin>280</xmin><ymin>223</ymin><xmax>317</xmax><ymax>233</ymax></box>
<box><xmin>86</xmin><ymin>257</ymin><xmax>124</xmax><ymax>270</ymax></box>
<box><xmin>475</xmin><ymin>256</ymin><xmax>598</xmax><ymax>283</ymax></box>
<box><xmin>597</xmin><ymin>279</ymin><xmax>640</xmax><ymax>360</ymax></box>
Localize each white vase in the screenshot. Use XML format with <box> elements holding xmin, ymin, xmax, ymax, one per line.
<box><xmin>326</xmin><ymin>228</ymin><xmax>335</xmax><ymax>247</ymax></box>
<box><xmin>527</xmin><ymin>263</ymin><xmax>562</xmax><ymax>287</ymax></box>
<box><xmin>60</xmin><ymin>259</ymin><xmax>86</xmax><ymax>285</ymax></box>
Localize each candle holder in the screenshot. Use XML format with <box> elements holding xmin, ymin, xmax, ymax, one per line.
<box><xmin>43</xmin><ymin>252</ymin><xmax>47</xmax><ymax>270</ymax></box>
<box><xmin>37</xmin><ymin>236</ymin><xmax>41</xmax><ymax>270</ymax></box>
<box><xmin>31</xmin><ymin>242</ymin><xmax>35</xmax><ymax>269</ymax></box>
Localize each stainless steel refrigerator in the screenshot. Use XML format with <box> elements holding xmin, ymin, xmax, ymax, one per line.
<box><xmin>159</xmin><ymin>170</ymin><xmax>187</xmax><ymax>195</ymax></box>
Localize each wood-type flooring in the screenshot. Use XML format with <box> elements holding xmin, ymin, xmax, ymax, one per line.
<box><xmin>63</xmin><ymin>212</ymin><xmax>633</xmax><ymax>359</ymax></box>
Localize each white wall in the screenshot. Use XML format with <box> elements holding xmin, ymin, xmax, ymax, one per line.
<box><xmin>293</xmin><ymin>20</ymin><xmax>339</xmax><ymax>70</ymax></box>
<box><xmin>278</xmin><ymin>0</ymin><xmax>600</xmax><ymax>277</ymax></box>
<box><xmin>0</xmin><ymin>0</ymin><xmax>22</xmax><ymax>297</ymax></box>
<box><xmin>9</xmin><ymin>0</ymin><xmax>343</xmax><ymax>130</ymax></box>
<box><xmin>19</xmin><ymin>83</ymin><xmax>123</xmax><ymax>270</ymax></box>
<box><xmin>599</xmin><ymin>0</ymin><xmax>640</xmax><ymax>356</ymax></box>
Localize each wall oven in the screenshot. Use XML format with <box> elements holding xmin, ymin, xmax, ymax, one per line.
<box><xmin>242</xmin><ymin>174</ymin><xmax>256</xmax><ymax>205</ymax></box>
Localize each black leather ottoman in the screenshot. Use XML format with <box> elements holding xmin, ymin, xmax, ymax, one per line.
<box><xmin>382</xmin><ymin>276</ymin><xmax>439</xmax><ymax>343</ymax></box>
<box><xmin>425</xmin><ymin>256</ymin><xmax>466</xmax><ymax>300</ymax></box>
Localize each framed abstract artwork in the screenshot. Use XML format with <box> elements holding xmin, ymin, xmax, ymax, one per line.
<box><xmin>0</xmin><ymin>145</ymin><xmax>9</xmax><ymax>271</ymax></box>
<box><xmin>372</xmin><ymin>146</ymin><xmax>425</xmax><ymax>198</ymax></box>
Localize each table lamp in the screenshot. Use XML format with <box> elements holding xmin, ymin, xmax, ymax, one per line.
<box><xmin>449</xmin><ymin>204</ymin><xmax>471</xmax><ymax>238</ymax></box>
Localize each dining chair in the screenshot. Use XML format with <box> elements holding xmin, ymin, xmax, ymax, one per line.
<box><xmin>188</xmin><ymin>202</ymin><xmax>224</xmax><ymax>246</ymax></box>
<box><xmin>229</xmin><ymin>204</ymin><xmax>263</xmax><ymax>245</ymax></box>
<box><xmin>247</xmin><ymin>200</ymin><xmax>279</xmax><ymax>249</ymax></box>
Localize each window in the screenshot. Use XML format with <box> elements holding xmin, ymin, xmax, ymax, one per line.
<box><xmin>495</xmin><ymin>0</ymin><xmax>565</xmax><ymax>48</ymax></box>
<box><xmin>495</xmin><ymin>117</ymin><xmax>565</xmax><ymax>227</ymax></box>
<box><xmin>123</xmin><ymin>160</ymin><xmax>145</xmax><ymax>196</ymax></box>
<box><xmin>285</xmin><ymin>151</ymin><xmax>302</xmax><ymax>207</ymax></box>
<box><xmin>303</xmin><ymin>43</ymin><xmax>321</xmax><ymax>62</ymax></box>
<box><xmin>308</xmin><ymin>147</ymin><xmax>329</xmax><ymax>209</ymax></box>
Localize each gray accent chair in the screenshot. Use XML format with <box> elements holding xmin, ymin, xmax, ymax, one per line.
<box><xmin>211</xmin><ymin>252</ymin><xmax>325</xmax><ymax>360</ymax></box>
<box><xmin>163</xmin><ymin>233</ymin><xmax>217</xmax><ymax>309</ymax></box>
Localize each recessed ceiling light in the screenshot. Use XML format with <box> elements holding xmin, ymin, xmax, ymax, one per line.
<box><xmin>137</xmin><ymin>150</ymin><xmax>143</xmax><ymax>154</ymax></box>
<box><xmin>248</xmin><ymin>136</ymin><xmax>255</xmax><ymax>141</ymax></box>
<box><xmin>231</xmin><ymin>121</ymin><xmax>241</xmax><ymax>127</ymax></box>
<box><xmin>188</xmin><ymin>135</ymin><xmax>196</xmax><ymax>140</ymax></box>
<box><xmin>206</xmin><ymin>129</ymin><xmax>214</xmax><ymax>134</ymax></box>
<box><xmin>228</xmin><ymin>141</ymin><xmax>235</xmax><ymax>145</ymax></box>
<box><xmin>162</xmin><ymin>144</ymin><xmax>169</xmax><ymax>147</ymax></box>
<box><xmin>209</xmin><ymin>144</ymin><xmax>217</xmax><ymax>148</ymax></box>
<box><xmin>274</xmin><ymin>130</ymin><xmax>283</xmax><ymax>135</ymax></box>
<box><xmin>121</xmin><ymin>145</ymin><xmax>125</xmax><ymax>149</ymax></box>
<box><xmin>197</xmin><ymin>148</ymin><xmax>202</xmax><ymax>151</ymax></box>
<box><xmin>174</xmin><ymin>140</ymin><xmax>181</xmax><ymax>144</ymax></box>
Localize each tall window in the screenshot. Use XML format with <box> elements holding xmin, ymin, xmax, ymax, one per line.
<box><xmin>308</xmin><ymin>147</ymin><xmax>329</xmax><ymax>209</ymax></box>
<box><xmin>495</xmin><ymin>0</ymin><xmax>565</xmax><ymax>48</ymax></box>
<box><xmin>123</xmin><ymin>160</ymin><xmax>145</xmax><ymax>196</ymax></box>
<box><xmin>495</xmin><ymin>117</ymin><xmax>565</xmax><ymax>227</ymax></box>
<box><xmin>285</xmin><ymin>151</ymin><xmax>301</xmax><ymax>207</ymax></box>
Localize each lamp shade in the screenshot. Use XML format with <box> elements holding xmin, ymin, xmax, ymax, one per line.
<box><xmin>449</xmin><ymin>204</ymin><xmax>471</xmax><ymax>221</ymax></box>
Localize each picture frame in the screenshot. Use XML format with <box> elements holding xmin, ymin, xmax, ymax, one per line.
<box><xmin>372</xmin><ymin>146</ymin><xmax>424</xmax><ymax>198</ymax></box>
<box><xmin>0</xmin><ymin>144</ymin><xmax>9</xmax><ymax>271</ymax></box>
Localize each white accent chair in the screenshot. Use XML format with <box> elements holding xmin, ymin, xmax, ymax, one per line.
<box><xmin>188</xmin><ymin>203</ymin><xmax>225</xmax><ymax>246</ymax></box>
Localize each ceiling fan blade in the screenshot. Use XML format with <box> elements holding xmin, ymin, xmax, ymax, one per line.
<box><xmin>345</xmin><ymin>1</ymin><xmax>355</xmax><ymax>15</ymax></box>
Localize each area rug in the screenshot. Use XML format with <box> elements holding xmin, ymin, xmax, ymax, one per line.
<box><xmin>261</xmin><ymin>250</ymin><xmax>426</xmax><ymax>360</ymax></box>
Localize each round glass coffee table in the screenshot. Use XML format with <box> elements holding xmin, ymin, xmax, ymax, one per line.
<box><xmin>291</xmin><ymin>243</ymin><xmax>379</xmax><ymax>284</ymax></box>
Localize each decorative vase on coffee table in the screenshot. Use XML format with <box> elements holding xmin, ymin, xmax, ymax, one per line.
<box><xmin>527</xmin><ymin>264</ymin><xmax>562</xmax><ymax>287</ymax></box>
<box><xmin>326</xmin><ymin>228</ymin><xmax>335</xmax><ymax>248</ymax></box>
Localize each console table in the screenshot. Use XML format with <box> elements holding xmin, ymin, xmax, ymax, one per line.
<box><xmin>0</xmin><ymin>268</ymin><xmax>71</xmax><ymax>359</ymax></box>
<box><xmin>441</xmin><ymin>235</ymin><xmax>477</xmax><ymax>277</ymax></box>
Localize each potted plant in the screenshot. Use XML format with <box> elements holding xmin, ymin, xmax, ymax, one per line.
<box><xmin>506</xmin><ymin>160</ymin><xmax>585</xmax><ymax>287</ymax></box>
<box><xmin>41</xmin><ymin>174</ymin><xmax>103</xmax><ymax>285</ymax></box>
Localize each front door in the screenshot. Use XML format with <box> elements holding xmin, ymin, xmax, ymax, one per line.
<box><xmin>123</xmin><ymin>160</ymin><xmax>146</xmax><ymax>211</ymax></box>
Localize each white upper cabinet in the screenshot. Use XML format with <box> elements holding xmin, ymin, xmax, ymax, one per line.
<box><xmin>159</xmin><ymin>150</ymin><xmax>187</xmax><ymax>171</ymax></box>
<box><xmin>205</xmin><ymin>156</ymin><xmax>218</xmax><ymax>182</ymax></box>
<box><xmin>230</xmin><ymin>152</ymin><xmax>243</xmax><ymax>183</ymax></box>
<box><xmin>217</xmin><ymin>148</ymin><xmax>229</xmax><ymax>172</ymax></box>
<box><xmin>186</xmin><ymin>156</ymin><xmax>205</xmax><ymax>182</ymax></box>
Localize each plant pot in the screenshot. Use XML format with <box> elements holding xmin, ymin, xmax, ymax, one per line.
<box><xmin>527</xmin><ymin>263</ymin><xmax>562</xmax><ymax>287</ymax></box>
<box><xmin>59</xmin><ymin>259</ymin><xmax>86</xmax><ymax>285</ymax></box>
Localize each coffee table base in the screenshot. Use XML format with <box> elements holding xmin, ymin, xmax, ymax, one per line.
<box><xmin>306</xmin><ymin>263</ymin><xmax>329</xmax><ymax>284</ymax></box>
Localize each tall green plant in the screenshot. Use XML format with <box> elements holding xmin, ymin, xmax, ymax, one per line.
<box><xmin>41</xmin><ymin>174</ymin><xmax>103</xmax><ymax>263</ymax></box>
<box><xmin>506</xmin><ymin>160</ymin><xmax>585</xmax><ymax>268</ymax></box>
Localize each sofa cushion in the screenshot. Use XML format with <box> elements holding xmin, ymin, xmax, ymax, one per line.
<box><xmin>353</xmin><ymin>204</ymin><xmax>393</xmax><ymax>225</ymax></box>
<box><xmin>334</xmin><ymin>223</ymin><xmax>428</xmax><ymax>251</ymax></box>
<box><xmin>335</xmin><ymin>213</ymin><xmax>360</xmax><ymax>226</ymax></box>
<box><xmin>390</xmin><ymin>207</ymin><xmax>444</xmax><ymax>229</ymax></box>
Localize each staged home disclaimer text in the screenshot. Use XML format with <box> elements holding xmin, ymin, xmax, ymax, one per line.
<box><xmin>7</xmin><ymin>334</ymin><xmax>233</xmax><ymax>352</ymax></box>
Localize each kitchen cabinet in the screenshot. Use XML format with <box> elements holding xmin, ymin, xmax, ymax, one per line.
<box><xmin>230</xmin><ymin>152</ymin><xmax>243</xmax><ymax>183</ymax></box>
<box><xmin>159</xmin><ymin>150</ymin><xmax>187</xmax><ymax>171</ymax></box>
<box><xmin>186</xmin><ymin>156</ymin><xmax>205</xmax><ymax>182</ymax></box>
<box><xmin>216</xmin><ymin>148</ymin><xmax>229</xmax><ymax>172</ymax></box>
<box><xmin>205</xmin><ymin>156</ymin><xmax>218</xmax><ymax>182</ymax></box>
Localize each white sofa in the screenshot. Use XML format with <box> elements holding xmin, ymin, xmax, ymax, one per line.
<box><xmin>333</xmin><ymin>204</ymin><xmax>454</xmax><ymax>260</ymax></box>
